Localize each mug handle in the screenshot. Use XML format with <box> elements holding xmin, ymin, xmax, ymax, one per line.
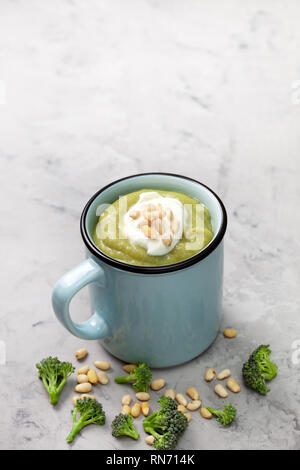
<box><xmin>52</xmin><ymin>258</ymin><xmax>110</xmax><ymax>340</ymax></box>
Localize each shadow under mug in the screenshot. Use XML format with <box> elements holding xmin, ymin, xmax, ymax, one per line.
<box><xmin>52</xmin><ymin>173</ymin><xmax>227</xmax><ymax>367</ymax></box>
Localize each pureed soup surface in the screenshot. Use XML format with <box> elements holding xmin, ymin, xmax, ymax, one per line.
<box><xmin>92</xmin><ymin>189</ymin><xmax>214</xmax><ymax>266</ymax></box>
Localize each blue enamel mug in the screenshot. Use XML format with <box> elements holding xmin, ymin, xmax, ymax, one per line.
<box><xmin>52</xmin><ymin>173</ymin><xmax>227</xmax><ymax>367</ymax></box>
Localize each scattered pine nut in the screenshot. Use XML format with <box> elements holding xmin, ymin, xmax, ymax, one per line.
<box><xmin>72</xmin><ymin>395</ymin><xmax>80</xmax><ymax>406</ymax></box>
<box><xmin>145</xmin><ymin>435</ymin><xmax>154</xmax><ymax>446</ymax></box>
<box><xmin>164</xmin><ymin>389</ymin><xmax>175</xmax><ymax>399</ymax></box>
<box><xmin>150</xmin><ymin>379</ymin><xmax>166</xmax><ymax>391</ymax></box>
<box><xmin>131</xmin><ymin>403</ymin><xmax>141</xmax><ymax>418</ymax></box>
<box><xmin>214</xmin><ymin>383</ymin><xmax>228</xmax><ymax>398</ymax></box>
<box><xmin>87</xmin><ymin>368</ymin><xmax>98</xmax><ymax>384</ymax></box>
<box><xmin>226</xmin><ymin>377</ymin><xmax>241</xmax><ymax>393</ymax></box>
<box><xmin>187</xmin><ymin>400</ymin><xmax>202</xmax><ymax>411</ymax></box>
<box><xmin>77</xmin><ymin>374</ymin><xmax>89</xmax><ymax>384</ymax></box>
<box><xmin>77</xmin><ymin>365</ymin><xmax>89</xmax><ymax>375</ymax></box>
<box><xmin>175</xmin><ymin>393</ymin><xmax>188</xmax><ymax>407</ymax></box>
<box><xmin>94</xmin><ymin>361</ymin><xmax>110</xmax><ymax>371</ymax></box>
<box><xmin>72</xmin><ymin>394</ymin><xmax>96</xmax><ymax>405</ymax></box>
<box><xmin>75</xmin><ymin>382</ymin><xmax>92</xmax><ymax>393</ymax></box>
<box><xmin>75</xmin><ymin>348</ymin><xmax>88</xmax><ymax>360</ymax></box>
<box><xmin>123</xmin><ymin>364</ymin><xmax>137</xmax><ymax>373</ymax></box>
<box><xmin>177</xmin><ymin>404</ymin><xmax>186</xmax><ymax>414</ymax></box>
<box><xmin>141</xmin><ymin>401</ymin><xmax>150</xmax><ymax>417</ymax></box>
<box><xmin>205</xmin><ymin>368</ymin><xmax>216</xmax><ymax>382</ymax></box>
<box><xmin>121</xmin><ymin>405</ymin><xmax>131</xmax><ymax>415</ymax></box>
<box><xmin>200</xmin><ymin>407</ymin><xmax>213</xmax><ymax>419</ymax></box>
<box><xmin>216</xmin><ymin>369</ymin><xmax>231</xmax><ymax>380</ymax></box>
<box><xmin>223</xmin><ymin>328</ymin><xmax>237</xmax><ymax>338</ymax></box>
<box><xmin>122</xmin><ymin>394</ymin><xmax>132</xmax><ymax>406</ymax></box>
<box><xmin>97</xmin><ymin>371</ymin><xmax>109</xmax><ymax>385</ymax></box>
<box><xmin>184</xmin><ymin>413</ymin><xmax>191</xmax><ymax>422</ymax></box>
<box><xmin>136</xmin><ymin>392</ymin><xmax>150</xmax><ymax>401</ymax></box>
<box><xmin>80</xmin><ymin>394</ymin><xmax>96</xmax><ymax>400</ymax></box>
<box><xmin>186</xmin><ymin>387</ymin><xmax>199</xmax><ymax>401</ymax></box>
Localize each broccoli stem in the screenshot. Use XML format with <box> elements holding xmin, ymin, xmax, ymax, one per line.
<box><xmin>145</xmin><ymin>428</ymin><xmax>160</xmax><ymax>439</ymax></box>
<box><xmin>124</xmin><ymin>428</ymin><xmax>139</xmax><ymax>440</ymax></box>
<box><xmin>49</xmin><ymin>391</ymin><xmax>59</xmax><ymax>406</ymax></box>
<box><xmin>48</xmin><ymin>378</ymin><xmax>67</xmax><ymax>405</ymax></box>
<box><xmin>114</xmin><ymin>376</ymin><xmax>132</xmax><ymax>384</ymax></box>
<box><xmin>66</xmin><ymin>419</ymin><xmax>85</xmax><ymax>443</ymax></box>
<box><xmin>41</xmin><ymin>378</ymin><xmax>59</xmax><ymax>405</ymax></box>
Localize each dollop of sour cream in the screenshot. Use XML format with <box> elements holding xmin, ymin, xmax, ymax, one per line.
<box><xmin>121</xmin><ymin>192</ymin><xmax>184</xmax><ymax>256</ymax></box>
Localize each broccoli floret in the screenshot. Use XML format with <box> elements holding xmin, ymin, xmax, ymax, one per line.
<box><xmin>242</xmin><ymin>359</ymin><xmax>270</xmax><ymax>395</ymax></box>
<box><xmin>36</xmin><ymin>356</ymin><xmax>74</xmax><ymax>405</ymax></box>
<box><xmin>157</xmin><ymin>396</ymin><xmax>178</xmax><ymax>412</ymax></box>
<box><xmin>153</xmin><ymin>431</ymin><xmax>177</xmax><ymax>450</ymax></box>
<box><xmin>111</xmin><ymin>413</ymin><xmax>139</xmax><ymax>440</ymax></box>
<box><xmin>66</xmin><ymin>397</ymin><xmax>105</xmax><ymax>443</ymax></box>
<box><xmin>251</xmin><ymin>345</ymin><xmax>277</xmax><ymax>381</ymax></box>
<box><xmin>242</xmin><ymin>344</ymin><xmax>277</xmax><ymax>394</ymax></box>
<box><xmin>206</xmin><ymin>403</ymin><xmax>237</xmax><ymax>426</ymax></box>
<box><xmin>143</xmin><ymin>397</ymin><xmax>188</xmax><ymax>450</ymax></box>
<box><xmin>114</xmin><ymin>363</ymin><xmax>152</xmax><ymax>392</ymax></box>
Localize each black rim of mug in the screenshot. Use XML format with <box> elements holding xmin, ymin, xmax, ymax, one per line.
<box><xmin>80</xmin><ymin>172</ymin><xmax>227</xmax><ymax>274</ymax></box>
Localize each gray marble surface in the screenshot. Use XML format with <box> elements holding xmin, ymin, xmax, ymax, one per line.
<box><xmin>1</xmin><ymin>0</ymin><xmax>300</xmax><ymax>450</ymax></box>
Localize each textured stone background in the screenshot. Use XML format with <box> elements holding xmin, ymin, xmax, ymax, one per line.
<box><xmin>0</xmin><ymin>0</ymin><xmax>299</xmax><ymax>449</ymax></box>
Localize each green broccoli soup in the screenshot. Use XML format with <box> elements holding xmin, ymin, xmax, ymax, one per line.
<box><xmin>92</xmin><ymin>189</ymin><xmax>214</xmax><ymax>266</ymax></box>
